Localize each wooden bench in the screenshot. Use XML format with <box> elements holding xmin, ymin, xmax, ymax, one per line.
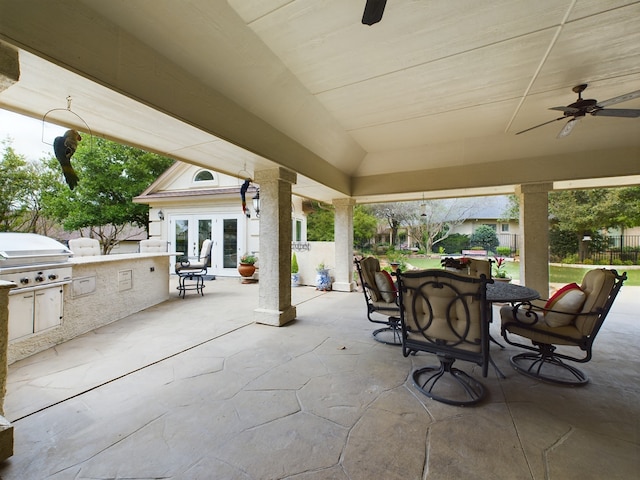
<box><xmin>462</xmin><ymin>249</ymin><xmax>487</xmax><ymax>257</ymax></box>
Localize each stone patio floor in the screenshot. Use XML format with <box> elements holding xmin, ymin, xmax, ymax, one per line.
<box><xmin>0</xmin><ymin>276</ymin><xmax>638</xmax><ymax>479</ymax></box>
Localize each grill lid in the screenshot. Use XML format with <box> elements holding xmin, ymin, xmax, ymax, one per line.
<box><xmin>0</xmin><ymin>233</ymin><xmax>72</xmax><ymax>267</ymax></box>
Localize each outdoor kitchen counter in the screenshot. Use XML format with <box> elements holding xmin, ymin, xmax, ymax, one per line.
<box><xmin>7</xmin><ymin>252</ymin><xmax>173</xmax><ymax>364</ymax></box>
<box><xmin>69</xmin><ymin>252</ymin><xmax>178</xmax><ymax>264</ymax></box>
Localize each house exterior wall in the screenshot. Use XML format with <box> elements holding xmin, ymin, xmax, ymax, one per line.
<box><xmin>136</xmin><ymin>163</ymin><xmax>307</xmax><ymax>277</ymax></box>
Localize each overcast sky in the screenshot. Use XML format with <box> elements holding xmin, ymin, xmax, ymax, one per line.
<box><xmin>0</xmin><ymin>108</ymin><xmax>68</xmax><ymax>162</ymax></box>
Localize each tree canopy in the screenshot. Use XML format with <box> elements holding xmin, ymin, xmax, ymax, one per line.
<box><xmin>549</xmin><ymin>188</ymin><xmax>640</xmax><ymax>234</ymax></box>
<box><xmin>41</xmin><ymin>136</ymin><xmax>174</xmax><ymax>253</ymax></box>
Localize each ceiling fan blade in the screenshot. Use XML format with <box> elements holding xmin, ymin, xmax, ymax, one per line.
<box><xmin>362</xmin><ymin>0</ymin><xmax>387</xmax><ymax>25</ymax></box>
<box><xmin>596</xmin><ymin>90</ymin><xmax>640</xmax><ymax>108</ymax></box>
<box><xmin>516</xmin><ymin>117</ymin><xmax>565</xmax><ymax>135</ymax></box>
<box><xmin>592</xmin><ymin>108</ymin><xmax>640</xmax><ymax>118</ymax></box>
<box><xmin>549</xmin><ymin>106</ymin><xmax>579</xmax><ymax>114</ymax></box>
<box><xmin>557</xmin><ymin>118</ymin><xmax>580</xmax><ymax>138</ymax></box>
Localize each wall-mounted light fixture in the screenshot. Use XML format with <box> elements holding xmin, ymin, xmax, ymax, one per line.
<box><xmin>252</xmin><ymin>190</ymin><xmax>260</xmax><ymax>218</ymax></box>
<box><xmin>158</xmin><ymin>210</ymin><xmax>164</xmax><ymax>221</ymax></box>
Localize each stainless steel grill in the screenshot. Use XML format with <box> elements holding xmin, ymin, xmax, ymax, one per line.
<box><xmin>0</xmin><ymin>233</ymin><xmax>73</xmax><ymax>341</ymax></box>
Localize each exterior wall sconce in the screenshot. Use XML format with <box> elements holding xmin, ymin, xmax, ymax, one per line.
<box><xmin>252</xmin><ymin>190</ymin><xmax>260</xmax><ymax>218</ymax></box>
<box><xmin>158</xmin><ymin>210</ymin><xmax>164</xmax><ymax>221</ymax></box>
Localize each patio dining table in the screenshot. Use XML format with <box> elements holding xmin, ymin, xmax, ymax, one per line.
<box><xmin>486</xmin><ymin>281</ymin><xmax>540</xmax><ymax>304</ymax></box>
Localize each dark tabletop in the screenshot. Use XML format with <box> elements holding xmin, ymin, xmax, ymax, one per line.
<box><xmin>486</xmin><ymin>282</ymin><xmax>539</xmax><ymax>303</ymax></box>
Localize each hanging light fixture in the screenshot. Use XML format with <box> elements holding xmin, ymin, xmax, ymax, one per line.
<box><xmin>252</xmin><ymin>189</ymin><xmax>260</xmax><ymax>218</ymax></box>
<box><xmin>420</xmin><ymin>193</ymin><xmax>427</xmax><ymax>217</ymax></box>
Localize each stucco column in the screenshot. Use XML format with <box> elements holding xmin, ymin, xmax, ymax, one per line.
<box><xmin>516</xmin><ymin>183</ymin><xmax>552</xmax><ymax>297</ymax></box>
<box><xmin>0</xmin><ymin>281</ymin><xmax>15</xmax><ymax>461</ymax></box>
<box><xmin>253</xmin><ymin>167</ymin><xmax>297</xmax><ymax>326</ymax></box>
<box><xmin>0</xmin><ymin>41</ymin><xmax>20</xmax><ymax>92</ymax></box>
<box><xmin>332</xmin><ymin>198</ymin><xmax>356</xmax><ymax>292</ymax></box>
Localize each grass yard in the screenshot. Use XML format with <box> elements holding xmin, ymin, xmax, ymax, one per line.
<box><xmin>403</xmin><ymin>257</ymin><xmax>639</xmax><ymax>286</ymax></box>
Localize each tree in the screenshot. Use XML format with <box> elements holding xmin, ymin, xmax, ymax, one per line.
<box><xmin>0</xmin><ymin>138</ymin><xmax>48</xmax><ymax>232</ymax></box>
<box><xmin>307</xmin><ymin>203</ymin><xmax>379</xmax><ymax>248</ymax></box>
<box><xmin>306</xmin><ymin>202</ymin><xmax>334</xmax><ymax>241</ymax></box>
<box><xmin>370</xmin><ymin>199</ymin><xmax>479</xmax><ymax>253</ymax></box>
<box><xmin>42</xmin><ymin>136</ymin><xmax>174</xmax><ymax>254</ymax></box>
<box><xmin>469</xmin><ymin>224</ymin><xmax>499</xmax><ymax>252</ymax></box>
<box><xmin>353</xmin><ymin>205</ymin><xmax>378</xmax><ymax>249</ymax></box>
<box><xmin>411</xmin><ymin>199</ymin><xmax>478</xmax><ymax>253</ymax></box>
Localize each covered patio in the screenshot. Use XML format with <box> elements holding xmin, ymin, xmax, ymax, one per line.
<box><xmin>1</xmin><ymin>277</ymin><xmax>637</xmax><ymax>479</ymax></box>
<box><xmin>0</xmin><ymin>2</ymin><xmax>639</xmax><ymax>474</ymax></box>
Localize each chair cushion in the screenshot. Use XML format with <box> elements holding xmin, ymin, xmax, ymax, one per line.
<box><xmin>374</xmin><ymin>271</ymin><xmax>396</xmax><ymax>303</ymax></box>
<box><xmin>544</xmin><ymin>283</ymin><xmax>586</xmax><ymax>327</ymax></box>
<box><xmin>360</xmin><ymin>257</ymin><xmax>381</xmax><ymax>302</ymax></box>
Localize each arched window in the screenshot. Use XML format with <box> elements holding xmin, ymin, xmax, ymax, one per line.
<box><xmin>194</xmin><ymin>170</ymin><xmax>214</xmax><ymax>182</ymax></box>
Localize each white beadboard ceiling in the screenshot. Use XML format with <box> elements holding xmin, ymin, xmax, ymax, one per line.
<box><xmin>0</xmin><ymin>0</ymin><xmax>638</xmax><ymax>203</ymax></box>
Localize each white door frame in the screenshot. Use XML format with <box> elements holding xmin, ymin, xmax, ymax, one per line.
<box><xmin>169</xmin><ymin>214</ymin><xmax>246</xmax><ymax>276</ymax></box>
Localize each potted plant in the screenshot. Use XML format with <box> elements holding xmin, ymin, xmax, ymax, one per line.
<box><xmin>493</xmin><ymin>256</ymin><xmax>511</xmax><ymax>282</ymax></box>
<box><xmin>291</xmin><ymin>252</ymin><xmax>300</xmax><ymax>287</ymax></box>
<box><xmin>238</xmin><ymin>253</ymin><xmax>257</xmax><ymax>279</ymax></box>
<box><xmin>315</xmin><ymin>262</ymin><xmax>331</xmax><ymax>291</ymax></box>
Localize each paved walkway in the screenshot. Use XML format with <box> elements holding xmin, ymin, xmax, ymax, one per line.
<box><xmin>0</xmin><ymin>277</ymin><xmax>638</xmax><ymax>479</ymax></box>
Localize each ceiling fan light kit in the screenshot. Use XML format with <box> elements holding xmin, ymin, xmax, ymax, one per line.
<box><xmin>517</xmin><ymin>84</ymin><xmax>640</xmax><ymax>138</ymax></box>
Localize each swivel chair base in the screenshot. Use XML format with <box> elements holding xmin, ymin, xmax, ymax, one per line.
<box><xmin>412</xmin><ymin>357</ymin><xmax>485</xmax><ymax>406</ymax></box>
<box><xmin>510</xmin><ymin>352</ymin><xmax>588</xmax><ymax>386</ymax></box>
<box><xmin>372</xmin><ymin>317</ymin><xmax>402</xmax><ymax>345</ymax></box>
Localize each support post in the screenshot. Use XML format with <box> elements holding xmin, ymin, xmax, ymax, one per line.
<box><xmin>0</xmin><ymin>282</ymin><xmax>15</xmax><ymax>461</ymax></box>
<box><xmin>0</xmin><ymin>41</ymin><xmax>20</xmax><ymax>92</ymax></box>
<box><xmin>253</xmin><ymin>168</ymin><xmax>297</xmax><ymax>326</ymax></box>
<box><xmin>332</xmin><ymin>198</ymin><xmax>356</xmax><ymax>292</ymax></box>
<box><xmin>516</xmin><ymin>183</ymin><xmax>552</xmax><ymax>297</ymax></box>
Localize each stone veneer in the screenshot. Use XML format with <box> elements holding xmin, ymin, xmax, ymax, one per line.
<box><xmin>7</xmin><ymin>253</ymin><xmax>171</xmax><ymax>364</ymax></box>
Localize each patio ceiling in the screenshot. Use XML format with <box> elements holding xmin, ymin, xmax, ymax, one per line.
<box><xmin>0</xmin><ymin>0</ymin><xmax>639</xmax><ymax>203</ymax></box>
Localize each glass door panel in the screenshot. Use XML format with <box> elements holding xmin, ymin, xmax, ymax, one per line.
<box><xmin>174</xmin><ymin>219</ymin><xmax>189</xmax><ymax>263</ymax></box>
<box><xmin>223</xmin><ymin>219</ymin><xmax>238</xmax><ymax>268</ymax></box>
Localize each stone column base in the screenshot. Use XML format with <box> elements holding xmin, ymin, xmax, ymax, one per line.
<box><xmin>254</xmin><ymin>306</ymin><xmax>297</xmax><ymax>327</ymax></box>
<box><xmin>0</xmin><ymin>416</ymin><xmax>13</xmax><ymax>462</ymax></box>
<box><xmin>332</xmin><ymin>281</ymin><xmax>356</xmax><ymax>292</ymax></box>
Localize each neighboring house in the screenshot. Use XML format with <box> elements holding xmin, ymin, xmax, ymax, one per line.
<box><xmin>134</xmin><ymin>163</ymin><xmax>307</xmax><ymax>277</ymax></box>
<box><xmin>450</xmin><ymin>196</ymin><xmax>519</xmax><ymax>252</ymax></box>
<box><xmin>51</xmin><ymin>225</ymin><xmax>148</xmax><ymax>255</ymax></box>
<box><xmin>374</xmin><ymin>196</ymin><xmax>519</xmax><ymax>252</ymax></box>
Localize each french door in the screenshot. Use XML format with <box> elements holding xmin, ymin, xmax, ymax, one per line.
<box><xmin>170</xmin><ymin>214</ymin><xmax>245</xmax><ymax>276</ymax></box>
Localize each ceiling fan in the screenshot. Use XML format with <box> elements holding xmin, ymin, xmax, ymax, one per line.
<box><xmin>517</xmin><ymin>84</ymin><xmax>640</xmax><ymax>138</ymax></box>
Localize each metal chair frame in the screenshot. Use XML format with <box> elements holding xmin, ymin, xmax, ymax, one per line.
<box><xmin>175</xmin><ymin>239</ymin><xmax>213</xmax><ymax>298</ymax></box>
<box><xmin>354</xmin><ymin>257</ymin><xmax>401</xmax><ymax>345</ymax></box>
<box><xmin>397</xmin><ymin>269</ymin><xmax>492</xmax><ymax>406</ymax></box>
<box><xmin>501</xmin><ymin>269</ymin><xmax>626</xmax><ymax>385</ymax></box>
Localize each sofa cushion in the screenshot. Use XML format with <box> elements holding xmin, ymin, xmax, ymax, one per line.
<box><xmin>374</xmin><ymin>271</ymin><xmax>396</xmax><ymax>303</ymax></box>
<box><xmin>544</xmin><ymin>283</ymin><xmax>586</xmax><ymax>327</ymax></box>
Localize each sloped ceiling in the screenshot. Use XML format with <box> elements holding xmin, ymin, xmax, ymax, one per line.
<box><xmin>0</xmin><ymin>0</ymin><xmax>638</xmax><ymax>203</ymax></box>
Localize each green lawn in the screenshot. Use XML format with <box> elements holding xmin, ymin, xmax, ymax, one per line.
<box><xmin>403</xmin><ymin>257</ymin><xmax>639</xmax><ymax>286</ymax></box>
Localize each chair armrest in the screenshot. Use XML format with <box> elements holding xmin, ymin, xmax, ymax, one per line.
<box><xmin>504</xmin><ymin>301</ymin><xmax>600</xmax><ymax>327</ymax></box>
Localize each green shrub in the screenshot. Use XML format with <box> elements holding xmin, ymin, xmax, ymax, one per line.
<box><xmin>496</xmin><ymin>246</ymin><xmax>511</xmax><ymax>257</ymax></box>
<box><xmin>437</xmin><ymin>233</ymin><xmax>469</xmax><ymax>254</ymax></box>
<box><xmin>469</xmin><ymin>225</ymin><xmax>498</xmax><ymax>252</ymax></box>
<box><xmin>562</xmin><ymin>254</ymin><xmax>580</xmax><ymax>264</ymax></box>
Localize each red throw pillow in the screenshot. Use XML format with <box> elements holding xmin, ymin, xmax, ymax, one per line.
<box><xmin>544</xmin><ymin>283</ymin><xmax>586</xmax><ymax>327</ymax></box>
<box><xmin>380</xmin><ymin>270</ymin><xmax>397</xmax><ymax>292</ymax></box>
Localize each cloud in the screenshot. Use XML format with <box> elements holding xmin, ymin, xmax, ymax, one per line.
<box><xmin>0</xmin><ymin>109</ymin><xmax>66</xmax><ymax>161</ymax></box>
